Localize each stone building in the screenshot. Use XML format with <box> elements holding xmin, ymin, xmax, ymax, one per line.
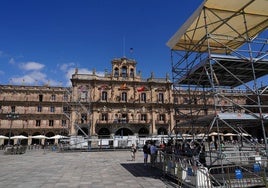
<box><xmin>0</xmin><ymin>85</ymin><xmax>69</xmax><ymax>145</ymax></box>
<box><xmin>69</xmin><ymin>57</ymin><xmax>174</xmax><ymax>138</ymax></box>
<box><xmin>0</xmin><ymin>57</ymin><xmax>255</xmax><ymax>145</ymax></box>
<box><xmin>0</xmin><ymin>57</ymin><xmax>176</xmax><ymax>145</ymax></box>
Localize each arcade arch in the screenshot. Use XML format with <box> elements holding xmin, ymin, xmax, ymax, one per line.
<box><xmin>138</xmin><ymin>127</ymin><xmax>149</xmax><ymax>137</ymax></box>
<box><xmin>78</xmin><ymin>127</ymin><xmax>88</xmax><ymax>136</ymax></box>
<box><xmin>157</xmin><ymin>127</ymin><xmax>168</xmax><ymax>135</ymax></box>
<box><xmin>115</xmin><ymin>128</ymin><xmax>133</xmax><ymax>136</ymax></box>
<box><xmin>98</xmin><ymin>128</ymin><xmax>110</xmax><ymax>138</ymax></box>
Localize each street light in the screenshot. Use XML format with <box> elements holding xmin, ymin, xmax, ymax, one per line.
<box><xmin>6</xmin><ymin>112</ymin><xmax>19</xmax><ymax>146</ymax></box>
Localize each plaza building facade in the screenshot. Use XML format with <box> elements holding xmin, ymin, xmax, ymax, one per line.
<box><xmin>0</xmin><ymin>85</ymin><xmax>69</xmax><ymax>145</ymax></box>
<box><xmin>69</xmin><ymin>57</ymin><xmax>174</xmax><ymax>138</ymax></box>
<box><xmin>0</xmin><ymin>57</ymin><xmax>257</xmax><ymax>145</ymax></box>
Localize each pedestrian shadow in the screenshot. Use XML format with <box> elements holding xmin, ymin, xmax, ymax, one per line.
<box><xmin>120</xmin><ymin>163</ymin><xmax>162</xmax><ymax>178</ymax></box>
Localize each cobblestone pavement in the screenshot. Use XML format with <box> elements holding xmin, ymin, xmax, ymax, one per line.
<box><xmin>0</xmin><ymin>149</ymin><xmax>177</xmax><ymax>188</ymax></box>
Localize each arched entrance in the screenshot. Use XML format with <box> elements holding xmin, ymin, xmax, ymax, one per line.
<box><xmin>32</xmin><ymin>132</ymin><xmax>42</xmax><ymax>145</ymax></box>
<box><xmin>45</xmin><ymin>132</ymin><xmax>55</xmax><ymax>145</ymax></box>
<box><xmin>4</xmin><ymin>132</ymin><xmax>14</xmax><ymax>145</ymax></box>
<box><xmin>158</xmin><ymin>127</ymin><xmax>168</xmax><ymax>135</ymax></box>
<box><xmin>78</xmin><ymin>127</ymin><xmax>88</xmax><ymax>136</ymax></box>
<box><xmin>115</xmin><ymin>128</ymin><xmax>133</xmax><ymax>136</ymax></box>
<box><xmin>138</xmin><ymin>127</ymin><xmax>149</xmax><ymax>137</ymax></box>
<box><xmin>19</xmin><ymin>132</ymin><xmax>28</xmax><ymax>145</ymax></box>
<box><xmin>98</xmin><ymin>128</ymin><xmax>110</xmax><ymax>138</ymax></box>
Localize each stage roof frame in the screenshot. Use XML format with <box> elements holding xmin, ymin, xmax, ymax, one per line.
<box><xmin>167</xmin><ymin>0</ymin><xmax>268</xmax><ymax>54</ymax></box>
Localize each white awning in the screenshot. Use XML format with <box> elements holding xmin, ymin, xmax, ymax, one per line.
<box><xmin>167</xmin><ymin>0</ymin><xmax>268</xmax><ymax>53</ymax></box>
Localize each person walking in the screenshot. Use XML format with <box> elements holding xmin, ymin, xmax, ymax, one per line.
<box><xmin>131</xmin><ymin>144</ymin><xmax>137</xmax><ymax>161</ymax></box>
<box><xmin>150</xmin><ymin>141</ymin><xmax>157</xmax><ymax>167</ymax></box>
<box><xmin>143</xmin><ymin>141</ymin><xmax>150</xmax><ymax>166</ymax></box>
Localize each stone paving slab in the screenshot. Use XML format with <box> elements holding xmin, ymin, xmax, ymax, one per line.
<box><xmin>0</xmin><ymin>150</ymin><xmax>176</xmax><ymax>188</ymax></box>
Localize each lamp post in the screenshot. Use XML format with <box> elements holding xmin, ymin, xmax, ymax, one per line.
<box><xmin>6</xmin><ymin>112</ymin><xmax>19</xmax><ymax>146</ymax></box>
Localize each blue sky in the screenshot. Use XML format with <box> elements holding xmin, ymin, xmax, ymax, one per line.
<box><xmin>0</xmin><ymin>0</ymin><xmax>203</xmax><ymax>86</ymax></box>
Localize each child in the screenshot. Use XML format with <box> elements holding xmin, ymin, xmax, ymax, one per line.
<box><xmin>131</xmin><ymin>144</ymin><xmax>137</xmax><ymax>161</ymax></box>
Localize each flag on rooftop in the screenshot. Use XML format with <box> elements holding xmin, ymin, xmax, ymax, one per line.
<box><xmin>137</xmin><ymin>86</ymin><xmax>145</xmax><ymax>92</ymax></box>
<box><xmin>120</xmin><ymin>83</ymin><xmax>127</xmax><ymax>89</ymax></box>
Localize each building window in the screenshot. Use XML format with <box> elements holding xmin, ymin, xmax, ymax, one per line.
<box><xmin>63</xmin><ymin>94</ymin><xmax>68</xmax><ymax>101</ymax></box>
<box><xmin>174</xmin><ymin>97</ymin><xmax>178</xmax><ymax>104</ymax></box>
<box><xmin>63</xmin><ymin>106</ymin><xmax>68</xmax><ymax>113</ymax></box>
<box><xmin>159</xmin><ymin>114</ymin><xmax>165</xmax><ymax>121</ymax></box>
<box><xmin>141</xmin><ymin>93</ymin><xmax>146</xmax><ymax>102</ymax></box>
<box><xmin>62</xmin><ymin>120</ymin><xmax>66</xmax><ymax>127</ymax></box>
<box><xmin>114</xmin><ymin>67</ymin><xmax>119</xmax><ymax>77</ymax></box>
<box><xmin>49</xmin><ymin>120</ymin><xmax>54</xmax><ymax>127</ymax></box>
<box><xmin>194</xmin><ymin>98</ymin><xmax>197</xmax><ymax>104</ymax></box>
<box><xmin>141</xmin><ymin>114</ymin><xmax>147</xmax><ymax>121</ymax></box>
<box><xmin>39</xmin><ymin>94</ymin><xmax>43</xmax><ymax>102</ymax></box>
<box><xmin>51</xmin><ymin>94</ymin><xmax>56</xmax><ymax>101</ymax></box>
<box><xmin>80</xmin><ymin>91</ymin><xmax>87</xmax><ymax>100</ymax></box>
<box><xmin>121</xmin><ymin>66</ymin><xmax>127</xmax><ymax>78</ymax></box>
<box><xmin>130</xmin><ymin>68</ymin><xmax>134</xmax><ymax>77</ymax></box>
<box><xmin>11</xmin><ymin>106</ymin><xmax>16</xmax><ymax>113</ymax></box>
<box><xmin>158</xmin><ymin>93</ymin><xmax>164</xmax><ymax>103</ymax></box>
<box><xmin>36</xmin><ymin>120</ymin><xmax>41</xmax><ymax>127</ymax></box>
<box><xmin>81</xmin><ymin>114</ymin><xmax>87</xmax><ymax>124</ymax></box>
<box><xmin>37</xmin><ymin>106</ymin><xmax>42</xmax><ymax>112</ymax></box>
<box><xmin>121</xmin><ymin>114</ymin><xmax>127</xmax><ymax>123</ymax></box>
<box><xmin>50</xmin><ymin>106</ymin><xmax>55</xmax><ymax>113</ymax></box>
<box><xmin>121</xmin><ymin>92</ymin><xmax>127</xmax><ymax>102</ymax></box>
<box><xmin>101</xmin><ymin>113</ymin><xmax>108</xmax><ymax>121</ymax></box>
<box><xmin>101</xmin><ymin>91</ymin><xmax>108</xmax><ymax>101</ymax></box>
<box><xmin>183</xmin><ymin>97</ymin><xmax>189</xmax><ymax>104</ymax></box>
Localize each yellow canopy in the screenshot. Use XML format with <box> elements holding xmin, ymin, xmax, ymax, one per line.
<box><xmin>167</xmin><ymin>0</ymin><xmax>268</xmax><ymax>53</ymax></box>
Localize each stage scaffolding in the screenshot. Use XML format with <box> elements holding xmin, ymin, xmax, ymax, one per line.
<box><xmin>167</xmin><ymin>0</ymin><xmax>268</xmax><ymax>149</ymax></box>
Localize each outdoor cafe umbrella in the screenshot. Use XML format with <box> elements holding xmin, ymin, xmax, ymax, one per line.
<box><xmin>11</xmin><ymin>135</ymin><xmax>28</xmax><ymax>145</ymax></box>
<box><xmin>224</xmin><ymin>133</ymin><xmax>237</xmax><ymax>140</ymax></box>
<box><xmin>209</xmin><ymin>132</ymin><xmax>224</xmax><ymax>141</ymax></box>
<box><xmin>0</xmin><ymin>135</ymin><xmax>9</xmax><ymax>145</ymax></box>
<box><xmin>196</xmin><ymin>133</ymin><xmax>207</xmax><ymax>137</ymax></box>
<box><xmin>0</xmin><ymin>135</ymin><xmax>9</xmax><ymax>139</ymax></box>
<box><xmin>11</xmin><ymin>135</ymin><xmax>28</xmax><ymax>139</ymax></box>
<box><xmin>31</xmin><ymin>135</ymin><xmax>48</xmax><ymax>145</ymax></box>
<box><xmin>48</xmin><ymin>135</ymin><xmax>68</xmax><ymax>144</ymax></box>
<box><xmin>240</xmin><ymin>133</ymin><xmax>251</xmax><ymax>137</ymax></box>
<box><xmin>48</xmin><ymin>135</ymin><xmax>68</xmax><ymax>139</ymax></box>
<box><xmin>182</xmin><ymin>133</ymin><xmax>192</xmax><ymax>137</ymax></box>
<box><xmin>224</xmin><ymin>133</ymin><xmax>237</xmax><ymax>136</ymax></box>
<box><xmin>209</xmin><ymin>132</ymin><xmax>224</xmax><ymax>136</ymax></box>
<box><xmin>31</xmin><ymin>135</ymin><xmax>48</xmax><ymax>139</ymax></box>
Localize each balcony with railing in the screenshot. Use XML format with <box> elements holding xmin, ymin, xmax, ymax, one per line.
<box><xmin>96</xmin><ymin>118</ymin><xmax>152</xmax><ymax>125</ymax></box>
<box><xmin>155</xmin><ymin>119</ymin><xmax>170</xmax><ymax>125</ymax></box>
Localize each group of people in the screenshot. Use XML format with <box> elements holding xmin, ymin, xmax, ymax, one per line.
<box><xmin>130</xmin><ymin>141</ymin><xmax>158</xmax><ymax>167</ymax></box>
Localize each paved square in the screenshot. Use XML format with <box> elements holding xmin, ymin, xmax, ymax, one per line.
<box><xmin>0</xmin><ymin>150</ymin><xmax>175</xmax><ymax>188</ymax></box>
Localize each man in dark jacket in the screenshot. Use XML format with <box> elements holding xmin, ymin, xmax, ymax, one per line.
<box><xmin>143</xmin><ymin>141</ymin><xmax>150</xmax><ymax>166</ymax></box>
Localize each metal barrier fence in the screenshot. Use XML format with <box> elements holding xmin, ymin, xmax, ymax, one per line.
<box><xmin>154</xmin><ymin>151</ymin><xmax>268</xmax><ymax>188</ymax></box>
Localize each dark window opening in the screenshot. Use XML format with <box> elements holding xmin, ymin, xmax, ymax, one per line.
<box><xmin>39</xmin><ymin>95</ymin><xmax>43</xmax><ymax>102</ymax></box>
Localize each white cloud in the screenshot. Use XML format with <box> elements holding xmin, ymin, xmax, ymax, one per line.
<box><xmin>10</xmin><ymin>71</ymin><xmax>61</xmax><ymax>86</ymax></box>
<box><xmin>9</xmin><ymin>58</ymin><xmax>15</xmax><ymax>64</ymax></box>
<box><xmin>11</xmin><ymin>71</ymin><xmax>46</xmax><ymax>85</ymax></box>
<box><xmin>63</xmin><ymin>67</ymin><xmax>105</xmax><ymax>86</ymax></box>
<box><xmin>20</xmin><ymin>62</ymin><xmax>45</xmax><ymax>71</ymax></box>
<box><xmin>59</xmin><ymin>62</ymin><xmax>75</xmax><ymax>72</ymax></box>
